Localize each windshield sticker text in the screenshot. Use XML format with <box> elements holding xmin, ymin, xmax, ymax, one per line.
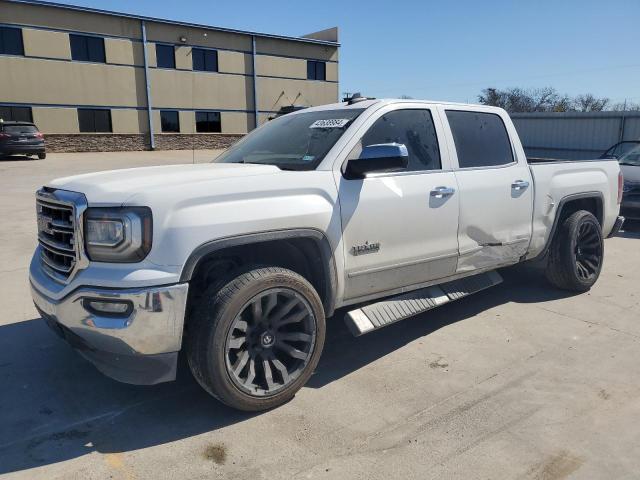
<box><xmin>309</xmin><ymin>119</ymin><xmax>351</xmax><ymax>129</ymax></box>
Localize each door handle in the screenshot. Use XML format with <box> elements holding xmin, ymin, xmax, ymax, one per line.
<box><xmin>511</xmin><ymin>180</ymin><xmax>530</xmax><ymax>191</ymax></box>
<box><xmin>430</xmin><ymin>186</ymin><xmax>456</xmax><ymax>198</ymax></box>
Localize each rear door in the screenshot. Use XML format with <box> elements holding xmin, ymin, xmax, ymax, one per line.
<box><xmin>336</xmin><ymin>105</ymin><xmax>460</xmax><ymax>301</ymax></box>
<box><xmin>439</xmin><ymin>107</ymin><xmax>534</xmax><ymax>272</ymax></box>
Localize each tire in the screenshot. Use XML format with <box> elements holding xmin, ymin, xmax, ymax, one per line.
<box><xmin>186</xmin><ymin>266</ymin><xmax>326</xmax><ymax>411</ymax></box>
<box><xmin>545</xmin><ymin>210</ymin><xmax>604</xmax><ymax>292</ymax></box>
<box><xmin>37</xmin><ymin>153</ymin><xmax>46</xmax><ymax>160</ymax></box>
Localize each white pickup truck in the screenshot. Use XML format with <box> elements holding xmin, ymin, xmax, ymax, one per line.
<box><xmin>30</xmin><ymin>98</ymin><xmax>624</xmax><ymax>411</ymax></box>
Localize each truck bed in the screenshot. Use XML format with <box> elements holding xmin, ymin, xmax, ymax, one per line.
<box><xmin>526</xmin><ymin>157</ymin><xmax>621</xmax><ymax>257</ymax></box>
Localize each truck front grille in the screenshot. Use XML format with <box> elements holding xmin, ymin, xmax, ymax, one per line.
<box><xmin>36</xmin><ymin>195</ymin><xmax>77</xmax><ymax>278</ymax></box>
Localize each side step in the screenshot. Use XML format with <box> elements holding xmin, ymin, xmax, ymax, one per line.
<box><xmin>345</xmin><ymin>271</ymin><xmax>503</xmax><ymax>336</ymax></box>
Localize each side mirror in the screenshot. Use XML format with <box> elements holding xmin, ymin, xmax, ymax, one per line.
<box><xmin>344</xmin><ymin>143</ymin><xmax>409</xmax><ymax>180</ymax></box>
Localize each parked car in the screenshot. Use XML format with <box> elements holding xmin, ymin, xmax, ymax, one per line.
<box><xmin>600</xmin><ymin>140</ymin><xmax>640</xmax><ymax>159</ymax></box>
<box><xmin>30</xmin><ymin>99</ymin><xmax>623</xmax><ymax>411</ymax></box>
<box><xmin>0</xmin><ymin>121</ymin><xmax>46</xmax><ymax>159</ymax></box>
<box><xmin>618</xmin><ymin>144</ymin><xmax>640</xmax><ymax>221</ymax></box>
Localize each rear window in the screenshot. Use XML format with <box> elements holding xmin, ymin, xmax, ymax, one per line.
<box><xmin>3</xmin><ymin>124</ymin><xmax>38</xmax><ymax>134</ymax></box>
<box><xmin>446</xmin><ymin>110</ymin><xmax>514</xmax><ymax>168</ymax></box>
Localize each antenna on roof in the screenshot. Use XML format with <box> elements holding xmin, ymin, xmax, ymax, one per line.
<box><xmin>342</xmin><ymin>92</ymin><xmax>374</xmax><ymax>105</ymax></box>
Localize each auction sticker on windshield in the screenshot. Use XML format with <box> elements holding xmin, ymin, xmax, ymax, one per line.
<box><xmin>309</xmin><ymin>119</ymin><xmax>351</xmax><ymax>129</ymax></box>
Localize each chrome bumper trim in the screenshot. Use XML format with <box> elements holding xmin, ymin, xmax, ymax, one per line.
<box><xmin>31</xmin><ymin>281</ymin><xmax>189</xmax><ymax>356</ymax></box>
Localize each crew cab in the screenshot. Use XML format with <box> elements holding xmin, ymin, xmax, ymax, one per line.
<box><xmin>30</xmin><ymin>99</ymin><xmax>624</xmax><ymax>411</ymax></box>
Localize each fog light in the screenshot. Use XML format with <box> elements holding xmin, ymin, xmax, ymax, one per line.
<box><xmin>83</xmin><ymin>299</ymin><xmax>133</xmax><ymax>316</ymax></box>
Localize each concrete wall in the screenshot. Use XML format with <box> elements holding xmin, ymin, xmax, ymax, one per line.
<box><xmin>511</xmin><ymin>112</ymin><xmax>640</xmax><ymax>160</ymax></box>
<box><xmin>0</xmin><ymin>0</ymin><xmax>339</xmax><ymax>150</ymax></box>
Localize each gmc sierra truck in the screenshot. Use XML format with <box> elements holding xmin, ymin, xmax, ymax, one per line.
<box><xmin>30</xmin><ymin>98</ymin><xmax>624</xmax><ymax>411</ymax></box>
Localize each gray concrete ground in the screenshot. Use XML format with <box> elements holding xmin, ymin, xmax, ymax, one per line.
<box><xmin>1</xmin><ymin>151</ymin><xmax>639</xmax><ymax>479</ymax></box>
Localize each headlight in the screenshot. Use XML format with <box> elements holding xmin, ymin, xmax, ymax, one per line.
<box><xmin>84</xmin><ymin>207</ymin><xmax>152</xmax><ymax>262</ymax></box>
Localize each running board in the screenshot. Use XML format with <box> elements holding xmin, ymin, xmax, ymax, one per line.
<box><xmin>345</xmin><ymin>271</ymin><xmax>503</xmax><ymax>336</ymax></box>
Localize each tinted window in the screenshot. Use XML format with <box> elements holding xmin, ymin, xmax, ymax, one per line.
<box><xmin>307</xmin><ymin>60</ymin><xmax>326</xmax><ymax>80</ymax></box>
<box><xmin>360</xmin><ymin>109</ymin><xmax>441</xmax><ymax>171</ymax></box>
<box><xmin>4</xmin><ymin>124</ymin><xmax>38</xmax><ymax>134</ymax></box>
<box><xmin>215</xmin><ymin>108</ymin><xmax>363</xmax><ymax>171</ymax></box>
<box><xmin>192</xmin><ymin>48</ymin><xmax>218</xmax><ymax>72</ymax></box>
<box><xmin>195</xmin><ymin>111</ymin><xmax>221</xmax><ymax>133</ymax></box>
<box><xmin>0</xmin><ymin>106</ymin><xmax>32</xmax><ymax>122</ymax></box>
<box><xmin>0</xmin><ymin>26</ymin><xmax>24</xmax><ymax>55</ymax></box>
<box><xmin>160</xmin><ymin>110</ymin><xmax>180</xmax><ymax>132</ymax></box>
<box><xmin>156</xmin><ymin>44</ymin><xmax>175</xmax><ymax>69</ymax></box>
<box><xmin>70</xmin><ymin>34</ymin><xmax>105</xmax><ymax>62</ymax></box>
<box><xmin>78</xmin><ymin>109</ymin><xmax>112</xmax><ymax>133</ymax></box>
<box><xmin>446</xmin><ymin>111</ymin><xmax>513</xmax><ymax>168</ymax></box>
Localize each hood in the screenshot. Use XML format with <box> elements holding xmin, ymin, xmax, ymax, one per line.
<box><xmin>620</xmin><ymin>164</ymin><xmax>640</xmax><ymax>184</ymax></box>
<box><xmin>48</xmin><ymin>163</ymin><xmax>282</xmax><ymax>204</ymax></box>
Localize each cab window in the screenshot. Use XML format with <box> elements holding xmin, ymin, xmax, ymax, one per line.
<box><xmin>351</xmin><ymin>109</ymin><xmax>441</xmax><ymax>172</ymax></box>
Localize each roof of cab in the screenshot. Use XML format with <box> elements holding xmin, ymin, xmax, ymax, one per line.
<box><xmin>298</xmin><ymin>98</ymin><xmax>494</xmax><ymax>113</ymax></box>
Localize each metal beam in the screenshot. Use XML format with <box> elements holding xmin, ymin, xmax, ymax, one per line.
<box><xmin>141</xmin><ymin>20</ymin><xmax>155</xmax><ymax>150</ymax></box>
<box><xmin>252</xmin><ymin>35</ymin><xmax>258</xmax><ymax>130</ymax></box>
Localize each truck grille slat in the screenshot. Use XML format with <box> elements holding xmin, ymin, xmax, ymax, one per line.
<box><xmin>36</xmin><ymin>194</ymin><xmax>78</xmax><ymax>279</ymax></box>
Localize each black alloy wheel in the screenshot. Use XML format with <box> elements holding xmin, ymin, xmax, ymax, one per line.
<box><xmin>225</xmin><ymin>288</ymin><xmax>317</xmax><ymax>396</ymax></box>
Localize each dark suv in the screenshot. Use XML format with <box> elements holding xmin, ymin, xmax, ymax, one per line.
<box><xmin>0</xmin><ymin>121</ymin><xmax>46</xmax><ymax>159</ymax></box>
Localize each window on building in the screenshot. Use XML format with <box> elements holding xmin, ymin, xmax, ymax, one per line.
<box><xmin>78</xmin><ymin>108</ymin><xmax>112</xmax><ymax>133</ymax></box>
<box><xmin>192</xmin><ymin>48</ymin><xmax>218</xmax><ymax>72</ymax></box>
<box><xmin>0</xmin><ymin>26</ymin><xmax>24</xmax><ymax>56</ymax></box>
<box><xmin>356</xmin><ymin>109</ymin><xmax>441</xmax><ymax>172</ymax></box>
<box><xmin>156</xmin><ymin>44</ymin><xmax>175</xmax><ymax>69</ymax></box>
<box><xmin>307</xmin><ymin>60</ymin><xmax>326</xmax><ymax>81</ymax></box>
<box><xmin>160</xmin><ymin>110</ymin><xmax>180</xmax><ymax>132</ymax></box>
<box><xmin>445</xmin><ymin>110</ymin><xmax>514</xmax><ymax>168</ymax></box>
<box><xmin>69</xmin><ymin>34</ymin><xmax>106</xmax><ymax>63</ymax></box>
<box><xmin>0</xmin><ymin>106</ymin><xmax>33</xmax><ymax>122</ymax></box>
<box><xmin>195</xmin><ymin>111</ymin><xmax>221</xmax><ymax>133</ymax></box>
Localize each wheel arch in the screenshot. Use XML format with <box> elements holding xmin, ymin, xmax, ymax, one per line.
<box><xmin>536</xmin><ymin>191</ymin><xmax>604</xmax><ymax>260</ymax></box>
<box><xmin>180</xmin><ymin>229</ymin><xmax>338</xmax><ymax>317</ymax></box>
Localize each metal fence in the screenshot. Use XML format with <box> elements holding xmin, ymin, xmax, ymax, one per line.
<box><xmin>510</xmin><ymin>111</ymin><xmax>640</xmax><ymax>160</ymax></box>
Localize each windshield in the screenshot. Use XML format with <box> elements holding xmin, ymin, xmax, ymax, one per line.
<box><xmin>603</xmin><ymin>141</ymin><xmax>640</xmax><ymax>159</ymax></box>
<box><xmin>619</xmin><ymin>145</ymin><xmax>640</xmax><ymax>166</ymax></box>
<box><xmin>214</xmin><ymin>108</ymin><xmax>364</xmax><ymax>170</ymax></box>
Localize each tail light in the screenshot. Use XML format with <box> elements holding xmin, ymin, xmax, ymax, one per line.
<box><xmin>0</xmin><ymin>133</ymin><xmax>9</xmax><ymax>139</ymax></box>
<box><xmin>617</xmin><ymin>171</ymin><xmax>624</xmax><ymax>204</ymax></box>
<box><xmin>35</xmin><ymin>132</ymin><xmax>44</xmax><ymax>139</ymax></box>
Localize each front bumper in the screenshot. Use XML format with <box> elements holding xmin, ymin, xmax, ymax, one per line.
<box><xmin>31</xmin><ymin>280</ymin><xmax>189</xmax><ymax>385</ymax></box>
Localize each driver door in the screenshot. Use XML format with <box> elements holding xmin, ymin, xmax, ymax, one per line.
<box><xmin>335</xmin><ymin>106</ymin><xmax>460</xmax><ymax>301</ymax></box>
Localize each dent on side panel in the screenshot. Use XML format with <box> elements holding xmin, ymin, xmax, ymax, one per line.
<box><xmin>527</xmin><ymin>163</ymin><xmax>613</xmax><ymax>259</ymax></box>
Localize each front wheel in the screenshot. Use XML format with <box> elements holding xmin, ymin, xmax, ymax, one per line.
<box><xmin>545</xmin><ymin>210</ymin><xmax>604</xmax><ymax>292</ymax></box>
<box><xmin>186</xmin><ymin>266</ymin><xmax>326</xmax><ymax>411</ymax></box>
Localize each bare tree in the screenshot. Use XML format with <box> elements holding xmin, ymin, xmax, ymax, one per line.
<box><xmin>573</xmin><ymin>94</ymin><xmax>609</xmax><ymax>112</ymax></box>
<box><xmin>609</xmin><ymin>101</ymin><xmax>640</xmax><ymax>111</ymax></box>
<box><xmin>479</xmin><ymin>87</ymin><xmax>614</xmax><ymax>113</ymax></box>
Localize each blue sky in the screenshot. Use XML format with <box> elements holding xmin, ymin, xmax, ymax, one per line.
<box><xmin>58</xmin><ymin>0</ymin><xmax>640</xmax><ymax>105</ymax></box>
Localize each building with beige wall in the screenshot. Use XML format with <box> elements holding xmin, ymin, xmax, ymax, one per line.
<box><xmin>0</xmin><ymin>0</ymin><xmax>339</xmax><ymax>151</ymax></box>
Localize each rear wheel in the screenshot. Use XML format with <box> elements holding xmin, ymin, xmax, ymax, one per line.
<box><xmin>187</xmin><ymin>266</ymin><xmax>325</xmax><ymax>411</ymax></box>
<box><xmin>545</xmin><ymin>210</ymin><xmax>603</xmax><ymax>291</ymax></box>
<box><xmin>37</xmin><ymin>152</ymin><xmax>46</xmax><ymax>159</ymax></box>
